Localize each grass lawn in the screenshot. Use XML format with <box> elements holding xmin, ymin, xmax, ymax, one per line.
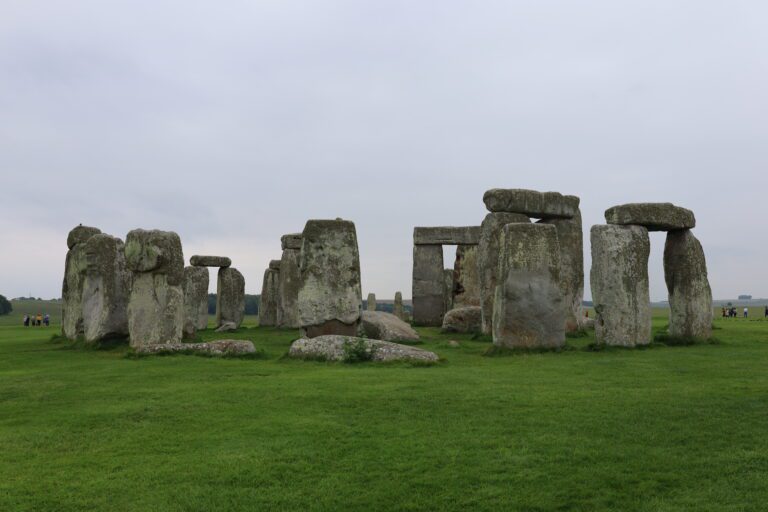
<box><xmin>0</xmin><ymin>308</ymin><xmax>766</xmax><ymax>511</ymax></box>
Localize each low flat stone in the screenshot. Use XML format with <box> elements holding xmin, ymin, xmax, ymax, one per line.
<box><xmin>483</xmin><ymin>189</ymin><xmax>579</xmax><ymax>219</ymax></box>
<box><xmin>281</xmin><ymin>233</ymin><xmax>303</xmax><ymax>250</ymax></box>
<box><xmin>135</xmin><ymin>340</ymin><xmax>255</xmax><ymax>356</ymax></box>
<box><xmin>215</xmin><ymin>321</ymin><xmax>238</xmax><ymax>332</ymax></box>
<box><xmin>413</xmin><ymin>226</ymin><xmax>481</xmax><ymax>245</ymax></box>
<box><xmin>360</xmin><ymin>311</ymin><xmax>420</xmax><ymax>342</ymax></box>
<box><xmin>605</xmin><ymin>203</ymin><xmax>695</xmax><ymax>231</ymax></box>
<box><xmin>288</xmin><ymin>335</ymin><xmax>438</xmax><ymax>363</ymax></box>
<box><xmin>190</xmin><ymin>255</ymin><xmax>232</xmax><ymax>268</ymax></box>
<box><xmin>441</xmin><ymin>306</ymin><xmax>482</xmax><ymax>334</ymax></box>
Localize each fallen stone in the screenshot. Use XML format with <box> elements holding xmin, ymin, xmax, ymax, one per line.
<box><xmin>413</xmin><ymin>226</ymin><xmax>481</xmax><ymax>245</ymax></box>
<box><xmin>81</xmin><ymin>234</ymin><xmax>130</xmax><ymax>343</ymax></box>
<box><xmin>452</xmin><ymin>245</ymin><xmax>480</xmax><ymax>308</ymax></box>
<box><xmin>216</xmin><ymin>267</ymin><xmax>245</xmax><ymax>328</ymax></box>
<box><xmin>183</xmin><ymin>266</ymin><xmax>209</xmax><ymax>338</ymax></box>
<box><xmin>664</xmin><ymin>230</ymin><xmax>713</xmax><ymax>339</ymax></box>
<box><xmin>360</xmin><ymin>311</ymin><xmax>420</xmax><ymax>342</ymax></box>
<box><xmin>281</xmin><ymin>233</ymin><xmax>303</xmax><ymax>250</ymax></box>
<box><xmin>190</xmin><ymin>255</ymin><xmax>232</xmax><ymax>268</ymax></box>
<box><xmin>483</xmin><ymin>189</ymin><xmax>579</xmax><ymax>219</ymax></box>
<box><xmin>605</xmin><ymin>203</ymin><xmax>695</xmax><ymax>231</ymax></box>
<box><xmin>442</xmin><ymin>306</ymin><xmax>482</xmax><ymax>334</ymax></box>
<box><xmin>412</xmin><ymin>245</ymin><xmax>444</xmax><ymax>326</ymax></box>
<box><xmin>215</xmin><ymin>321</ymin><xmax>238</xmax><ymax>332</ymax></box>
<box><xmin>446</xmin><ymin>340</ymin><xmax>461</xmax><ymax>348</ymax></box>
<box><xmin>62</xmin><ymin>225</ymin><xmax>102</xmax><ymax>339</ymax></box>
<box><xmin>288</xmin><ymin>335</ymin><xmax>438</xmax><ymax>363</ymax></box>
<box><xmin>259</xmin><ymin>267</ymin><xmax>280</xmax><ymax>327</ymax></box>
<box><xmin>135</xmin><ymin>340</ymin><xmax>256</xmax><ymax>356</ymax></box>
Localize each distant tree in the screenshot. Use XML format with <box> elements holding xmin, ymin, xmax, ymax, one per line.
<box><xmin>0</xmin><ymin>295</ymin><xmax>12</xmax><ymax>315</ymax></box>
<box><xmin>207</xmin><ymin>293</ymin><xmax>260</xmax><ymax>315</ymax></box>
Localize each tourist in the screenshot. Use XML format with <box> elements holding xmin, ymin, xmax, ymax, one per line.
<box><xmin>35</xmin><ymin>313</ymin><xmax>42</xmax><ymax>326</ymax></box>
<box><xmin>765</xmin><ymin>306</ymin><xmax>768</xmax><ymax>319</ymax></box>
<box><xmin>43</xmin><ymin>314</ymin><xmax>50</xmax><ymax>327</ymax></box>
<box><xmin>743</xmin><ymin>307</ymin><xmax>748</xmax><ymax>319</ymax></box>
<box><xmin>722</xmin><ymin>307</ymin><xmax>727</xmax><ymax>318</ymax></box>
<box><xmin>23</xmin><ymin>315</ymin><xmax>29</xmax><ymax>327</ymax></box>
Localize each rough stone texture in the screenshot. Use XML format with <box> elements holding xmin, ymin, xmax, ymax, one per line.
<box><xmin>483</xmin><ymin>189</ymin><xmax>579</xmax><ymax>219</ymax></box>
<box><xmin>412</xmin><ymin>244</ymin><xmax>444</xmax><ymax>326</ymax></box>
<box><xmin>289</xmin><ymin>335</ymin><xmax>438</xmax><ymax>363</ymax></box>
<box><xmin>443</xmin><ymin>269</ymin><xmax>454</xmax><ymax>313</ymax></box>
<box><xmin>366</xmin><ymin>293</ymin><xmax>377</xmax><ymax>312</ymax></box>
<box><xmin>135</xmin><ymin>340</ymin><xmax>255</xmax><ymax>356</ymax></box>
<box><xmin>62</xmin><ymin>225</ymin><xmax>102</xmax><ymax>339</ymax></box>
<box><xmin>281</xmin><ymin>233</ymin><xmax>303</xmax><ymax>250</ymax></box>
<box><xmin>182</xmin><ymin>266</ymin><xmax>209</xmax><ymax>339</ymax></box>
<box><xmin>413</xmin><ymin>226</ymin><xmax>481</xmax><ymax>245</ymax></box>
<box><xmin>540</xmin><ymin>209</ymin><xmax>584</xmax><ymax>333</ymax></box>
<box><xmin>605</xmin><ymin>203</ymin><xmax>695</xmax><ymax>231</ymax></box>
<box><xmin>478</xmin><ymin>212</ymin><xmax>530</xmax><ymax>335</ymax></box>
<box><xmin>664</xmin><ymin>230</ymin><xmax>713</xmax><ymax>339</ymax></box>
<box><xmin>125</xmin><ymin>229</ymin><xmax>185</xmax><ymax>347</ymax></box>
<box><xmin>298</xmin><ymin>219</ymin><xmax>362</xmax><ymax>337</ymax></box>
<box><xmin>590</xmin><ymin>225</ymin><xmax>651</xmax><ymax>347</ymax></box>
<box><xmin>277</xmin><ymin>247</ymin><xmax>301</xmax><ymax>328</ymax></box>
<box><xmin>360</xmin><ymin>311</ymin><xmax>420</xmax><ymax>342</ymax></box>
<box><xmin>216</xmin><ymin>267</ymin><xmax>245</xmax><ymax>328</ymax></box>
<box><xmin>452</xmin><ymin>245</ymin><xmax>481</xmax><ymax>308</ymax></box>
<box><xmin>215</xmin><ymin>321</ymin><xmax>238</xmax><ymax>332</ymax></box>
<box><xmin>393</xmin><ymin>291</ymin><xmax>405</xmax><ymax>320</ymax></box>
<box><xmin>493</xmin><ymin>223</ymin><xmax>565</xmax><ymax>349</ymax></box>
<box><xmin>441</xmin><ymin>306</ymin><xmax>482</xmax><ymax>334</ymax></box>
<box><xmin>259</xmin><ymin>267</ymin><xmax>280</xmax><ymax>327</ymax></box>
<box><xmin>269</xmin><ymin>259</ymin><xmax>281</xmax><ymax>270</ymax></box>
<box><xmin>81</xmin><ymin>234</ymin><xmax>130</xmax><ymax>343</ymax></box>
<box><xmin>190</xmin><ymin>255</ymin><xmax>232</xmax><ymax>268</ymax></box>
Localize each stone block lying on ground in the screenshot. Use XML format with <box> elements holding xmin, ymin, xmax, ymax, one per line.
<box><xmin>360</xmin><ymin>311</ymin><xmax>419</xmax><ymax>342</ymax></box>
<box><xmin>441</xmin><ymin>306</ymin><xmax>482</xmax><ymax>333</ymax></box>
<box><xmin>134</xmin><ymin>340</ymin><xmax>256</xmax><ymax>356</ymax></box>
<box><xmin>288</xmin><ymin>335</ymin><xmax>438</xmax><ymax>363</ymax></box>
<box><xmin>215</xmin><ymin>321</ymin><xmax>238</xmax><ymax>333</ymax></box>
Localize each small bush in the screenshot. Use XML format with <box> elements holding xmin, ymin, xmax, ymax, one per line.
<box><xmin>342</xmin><ymin>338</ymin><xmax>376</xmax><ymax>363</ymax></box>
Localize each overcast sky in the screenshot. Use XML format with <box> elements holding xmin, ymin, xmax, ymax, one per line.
<box><xmin>1</xmin><ymin>1</ymin><xmax>766</xmax><ymax>302</ymax></box>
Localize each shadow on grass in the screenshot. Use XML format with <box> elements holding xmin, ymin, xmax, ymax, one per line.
<box><xmin>49</xmin><ymin>333</ymin><xmax>128</xmax><ymax>351</ymax></box>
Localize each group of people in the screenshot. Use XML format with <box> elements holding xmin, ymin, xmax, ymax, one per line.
<box><xmin>23</xmin><ymin>314</ymin><xmax>49</xmax><ymax>327</ymax></box>
<box><xmin>720</xmin><ymin>306</ymin><xmax>768</xmax><ymax>319</ymax></box>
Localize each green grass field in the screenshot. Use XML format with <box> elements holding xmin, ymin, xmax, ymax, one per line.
<box><xmin>1</xmin><ymin>305</ymin><xmax>766</xmax><ymax>511</ymax></box>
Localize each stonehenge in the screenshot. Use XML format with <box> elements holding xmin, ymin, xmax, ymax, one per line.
<box><xmin>664</xmin><ymin>230</ymin><xmax>713</xmax><ymax>339</ymax></box>
<box><xmin>62</xmin><ymin>225</ymin><xmax>102</xmax><ymax>340</ymax></box>
<box><xmin>360</xmin><ymin>311</ymin><xmax>419</xmax><ymax>343</ymax></box>
<box><xmin>191</xmin><ymin>255</ymin><xmax>231</xmax><ymax>267</ymax></box>
<box><xmin>441</xmin><ymin>306</ymin><xmax>482</xmax><ymax>334</ymax></box>
<box><xmin>452</xmin><ymin>245</ymin><xmax>480</xmax><ymax>308</ymax></box>
<box><xmin>277</xmin><ymin>234</ymin><xmax>302</xmax><ymax>328</ymax></box>
<box><xmin>81</xmin><ymin>234</ymin><xmax>130</xmax><ymax>343</ymax></box>
<box><xmin>605</xmin><ymin>203</ymin><xmax>695</xmax><ymax>231</ymax></box>
<box><xmin>183</xmin><ymin>266</ymin><xmax>209</xmax><ymax>338</ymax></box>
<box><xmin>483</xmin><ymin>189</ymin><xmax>580</xmax><ymax>218</ymax></box>
<box><xmin>258</xmin><ymin>260</ymin><xmax>281</xmax><ymax>327</ymax></box>
<box><xmin>366</xmin><ymin>293</ymin><xmax>377</xmax><ymax>312</ymax></box>
<box><xmin>393</xmin><ymin>291</ymin><xmax>405</xmax><ymax>320</ymax></box>
<box><xmin>289</xmin><ymin>336</ymin><xmax>438</xmax><ymax>363</ymax></box>
<box><xmin>443</xmin><ymin>269</ymin><xmax>454</xmax><ymax>314</ymax></box>
<box><xmin>216</xmin><ymin>267</ymin><xmax>245</xmax><ymax>329</ymax></box>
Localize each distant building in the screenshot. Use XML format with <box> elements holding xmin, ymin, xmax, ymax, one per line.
<box><xmin>738</xmin><ymin>295</ymin><xmax>753</xmax><ymax>300</ymax></box>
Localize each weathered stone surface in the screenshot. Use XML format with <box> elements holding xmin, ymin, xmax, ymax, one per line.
<box><xmin>441</xmin><ymin>306</ymin><xmax>482</xmax><ymax>334</ymax></box>
<box><xmin>540</xmin><ymin>209</ymin><xmax>584</xmax><ymax>333</ymax></box>
<box><xmin>182</xmin><ymin>266</ymin><xmax>209</xmax><ymax>338</ymax></box>
<box><xmin>393</xmin><ymin>291</ymin><xmax>405</xmax><ymax>320</ymax></box>
<box><xmin>443</xmin><ymin>269</ymin><xmax>454</xmax><ymax>313</ymax></box>
<box><xmin>81</xmin><ymin>234</ymin><xmax>130</xmax><ymax>343</ymax></box>
<box><xmin>413</xmin><ymin>226</ymin><xmax>481</xmax><ymax>245</ymax></box>
<box><xmin>366</xmin><ymin>293</ymin><xmax>377</xmax><ymax>312</ymax></box>
<box><xmin>125</xmin><ymin>229</ymin><xmax>185</xmax><ymax>347</ymax></box>
<box><xmin>483</xmin><ymin>189</ymin><xmax>579</xmax><ymax>219</ymax></box>
<box><xmin>412</xmin><ymin>244</ymin><xmax>444</xmax><ymax>326</ymax></box>
<box><xmin>288</xmin><ymin>335</ymin><xmax>438</xmax><ymax>363</ymax></box>
<box><xmin>190</xmin><ymin>255</ymin><xmax>232</xmax><ymax>268</ymax></box>
<box><xmin>664</xmin><ymin>230</ymin><xmax>713</xmax><ymax>339</ymax></box>
<box><xmin>360</xmin><ymin>311</ymin><xmax>420</xmax><ymax>342</ymax></box>
<box><xmin>67</xmin><ymin>225</ymin><xmax>102</xmax><ymax>250</ymax></box>
<box><xmin>493</xmin><ymin>223</ymin><xmax>565</xmax><ymax>349</ymax></box>
<box><xmin>478</xmin><ymin>212</ymin><xmax>530</xmax><ymax>334</ymax></box>
<box><xmin>452</xmin><ymin>245</ymin><xmax>481</xmax><ymax>308</ymax></box>
<box><xmin>298</xmin><ymin>219</ymin><xmax>362</xmax><ymax>337</ymax></box>
<box><xmin>269</xmin><ymin>259</ymin><xmax>281</xmax><ymax>270</ymax></box>
<box><xmin>281</xmin><ymin>233</ymin><xmax>302</xmax><ymax>250</ymax></box>
<box><xmin>590</xmin><ymin>225</ymin><xmax>651</xmax><ymax>347</ymax></box>
<box><xmin>277</xmin><ymin>247</ymin><xmax>301</xmax><ymax>328</ymax></box>
<box><xmin>605</xmin><ymin>203</ymin><xmax>695</xmax><ymax>231</ymax></box>
<box><xmin>135</xmin><ymin>340</ymin><xmax>255</xmax><ymax>356</ymax></box>
<box><xmin>215</xmin><ymin>321</ymin><xmax>238</xmax><ymax>332</ymax></box>
<box><xmin>216</xmin><ymin>267</ymin><xmax>245</xmax><ymax>328</ymax></box>
<box><xmin>259</xmin><ymin>267</ymin><xmax>280</xmax><ymax>327</ymax></box>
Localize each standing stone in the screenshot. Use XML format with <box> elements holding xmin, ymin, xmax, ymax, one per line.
<box><xmin>452</xmin><ymin>245</ymin><xmax>481</xmax><ymax>308</ymax></box>
<box><xmin>366</xmin><ymin>293</ymin><xmax>377</xmax><ymax>312</ymax></box>
<box><xmin>62</xmin><ymin>225</ymin><xmax>102</xmax><ymax>339</ymax></box>
<box><xmin>393</xmin><ymin>291</ymin><xmax>405</xmax><ymax>320</ymax></box>
<box><xmin>298</xmin><ymin>219</ymin><xmax>362</xmax><ymax>337</ymax></box>
<box><xmin>125</xmin><ymin>229</ymin><xmax>185</xmax><ymax>347</ymax></box>
<box><xmin>590</xmin><ymin>225</ymin><xmax>651</xmax><ymax>347</ymax></box>
<box><xmin>493</xmin><ymin>223</ymin><xmax>565</xmax><ymax>349</ymax></box>
<box><xmin>182</xmin><ymin>266</ymin><xmax>209</xmax><ymax>338</ymax></box>
<box><xmin>217</xmin><ymin>267</ymin><xmax>245</xmax><ymax>329</ymax></box>
<box><xmin>81</xmin><ymin>234</ymin><xmax>130</xmax><ymax>343</ymax></box>
<box><xmin>259</xmin><ymin>261</ymin><xmax>280</xmax><ymax>327</ymax></box>
<box><xmin>540</xmin><ymin>209</ymin><xmax>584</xmax><ymax>333</ymax></box>
<box><xmin>664</xmin><ymin>230</ymin><xmax>713</xmax><ymax>339</ymax></box>
<box><xmin>443</xmin><ymin>268</ymin><xmax>454</xmax><ymax>314</ymax></box>
<box><xmin>478</xmin><ymin>213</ymin><xmax>530</xmax><ymax>335</ymax></box>
<box><xmin>277</xmin><ymin>235</ymin><xmax>302</xmax><ymax>328</ymax></box>
<box><xmin>412</xmin><ymin>245</ymin><xmax>444</xmax><ymax>326</ymax></box>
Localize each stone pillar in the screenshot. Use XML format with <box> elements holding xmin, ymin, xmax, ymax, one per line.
<box><xmin>493</xmin><ymin>223</ymin><xmax>564</xmax><ymax>349</ymax></box>
<box><xmin>393</xmin><ymin>291</ymin><xmax>405</xmax><ymax>320</ymax></box>
<box><xmin>125</xmin><ymin>229</ymin><xmax>185</xmax><ymax>347</ymax></box>
<box><xmin>411</xmin><ymin>245</ymin><xmax>444</xmax><ymax>326</ymax></box>
<box><xmin>298</xmin><ymin>219</ymin><xmax>362</xmax><ymax>337</ymax></box>
<box><xmin>590</xmin><ymin>225</ymin><xmax>651</xmax><ymax>347</ymax></box>
<box><xmin>277</xmin><ymin>234</ymin><xmax>302</xmax><ymax>328</ymax></box>
<box><xmin>664</xmin><ymin>230</ymin><xmax>713</xmax><ymax>339</ymax></box>
<box><xmin>443</xmin><ymin>269</ymin><xmax>454</xmax><ymax>313</ymax></box>
<box><xmin>81</xmin><ymin>234</ymin><xmax>130</xmax><ymax>343</ymax></box>
<box><xmin>540</xmin><ymin>209</ymin><xmax>584</xmax><ymax>333</ymax></box>
<box><xmin>452</xmin><ymin>245</ymin><xmax>481</xmax><ymax>308</ymax></box>
<box><xmin>259</xmin><ymin>260</ymin><xmax>280</xmax><ymax>327</ymax></box>
<box><xmin>217</xmin><ymin>267</ymin><xmax>245</xmax><ymax>328</ymax></box>
<box><xmin>62</xmin><ymin>225</ymin><xmax>102</xmax><ymax>339</ymax></box>
<box><xmin>182</xmin><ymin>266</ymin><xmax>209</xmax><ymax>338</ymax></box>
<box><xmin>366</xmin><ymin>293</ymin><xmax>376</xmax><ymax>312</ymax></box>
<box><xmin>478</xmin><ymin>213</ymin><xmax>529</xmax><ymax>334</ymax></box>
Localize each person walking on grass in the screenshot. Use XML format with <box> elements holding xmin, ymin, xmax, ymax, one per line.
<box><xmin>43</xmin><ymin>313</ymin><xmax>50</xmax><ymax>327</ymax></box>
<box><xmin>764</xmin><ymin>305</ymin><xmax>767</xmax><ymax>319</ymax></box>
<box><xmin>23</xmin><ymin>315</ymin><xmax>29</xmax><ymax>327</ymax></box>
<box><xmin>743</xmin><ymin>307</ymin><xmax>749</xmax><ymax>319</ymax></box>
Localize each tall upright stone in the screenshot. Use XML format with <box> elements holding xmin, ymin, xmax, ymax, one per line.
<box><xmin>493</xmin><ymin>223</ymin><xmax>565</xmax><ymax>349</ymax></box>
<box><xmin>62</xmin><ymin>225</ymin><xmax>102</xmax><ymax>339</ymax></box>
<box><xmin>217</xmin><ymin>267</ymin><xmax>245</xmax><ymax>328</ymax></box>
<box><xmin>182</xmin><ymin>266</ymin><xmax>209</xmax><ymax>338</ymax></box>
<box><xmin>81</xmin><ymin>234</ymin><xmax>130</xmax><ymax>343</ymax></box>
<box><xmin>590</xmin><ymin>225</ymin><xmax>651</xmax><ymax>347</ymax></box>
<box><xmin>412</xmin><ymin>245</ymin><xmax>444</xmax><ymax>326</ymax></box>
<box><xmin>125</xmin><ymin>229</ymin><xmax>185</xmax><ymax>347</ymax></box>
<box><xmin>443</xmin><ymin>268</ymin><xmax>454</xmax><ymax>314</ymax></box>
<box><xmin>393</xmin><ymin>291</ymin><xmax>405</xmax><ymax>320</ymax></box>
<box><xmin>277</xmin><ymin>234</ymin><xmax>302</xmax><ymax>328</ymax></box>
<box><xmin>540</xmin><ymin>209</ymin><xmax>584</xmax><ymax>333</ymax></box>
<box><xmin>298</xmin><ymin>219</ymin><xmax>362</xmax><ymax>337</ymax></box>
<box><xmin>478</xmin><ymin>212</ymin><xmax>530</xmax><ymax>335</ymax></box>
<box><xmin>664</xmin><ymin>230</ymin><xmax>713</xmax><ymax>339</ymax></box>
<box><xmin>259</xmin><ymin>260</ymin><xmax>280</xmax><ymax>327</ymax></box>
<box><xmin>367</xmin><ymin>293</ymin><xmax>377</xmax><ymax>312</ymax></box>
<box><xmin>452</xmin><ymin>245</ymin><xmax>480</xmax><ymax>308</ymax></box>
